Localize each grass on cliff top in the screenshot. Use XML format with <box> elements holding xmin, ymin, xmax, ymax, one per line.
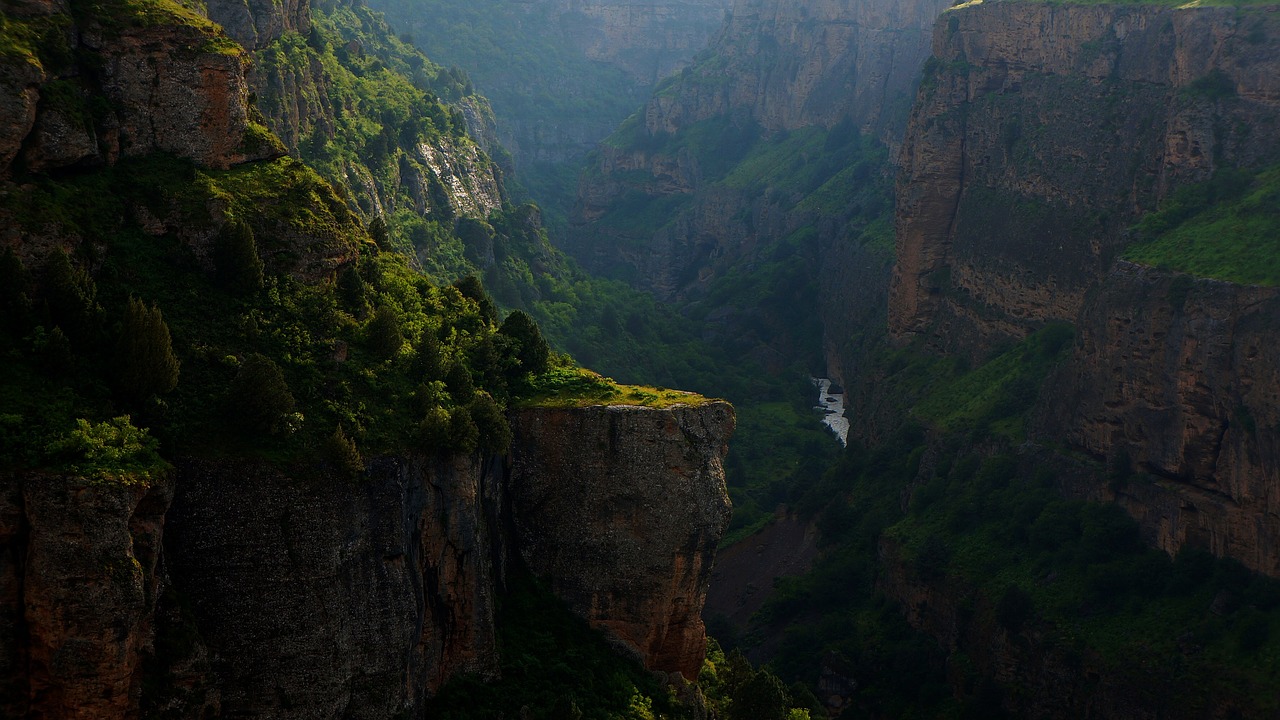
<box><xmin>515</xmin><ymin>360</ymin><xmax>717</xmax><ymax>410</ymax></box>
<box><xmin>1123</xmin><ymin>165</ymin><xmax>1280</xmax><ymax>286</ymax></box>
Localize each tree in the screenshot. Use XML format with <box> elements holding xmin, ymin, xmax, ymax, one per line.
<box><xmin>228</xmin><ymin>353</ymin><xmax>296</xmax><ymax>436</ymax></box>
<box><xmin>114</xmin><ymin>297</ymin><xmax>180</xmax><ymax>407</ymax></box>
<box><xmin>498</xmin><ymin>310</ymin><xmax>549</xmax><ymax>375</ymax></box>
<box><xmin>41</xmin><ymin>249</ymin><xmax>99</xmax><ymax>345</ymax></box>
<box><xmin>215</xmin><ymin>218</ymin><xmax>264</xmax><ymax>294</ymax></box>
<box><xmin>367</xmin><ymin>305</ymin><xmax>404</xmax><ymax>359</ymax></box>
<box><xmin>452</xmin><ymin>274</ymin><xmax>497</xmax><ymax>325</ymax></box>
<box><xmin>730</xmin><ymin>670</ymin><xmax>791</xmax><ymax>720</ymax></box>
<box><xmin>468</xmin><ymin>392</ymin><xmax>511</xmax><ymax>454</ymax></box>
<box><xmin>325</xmin><ymin>425</ymin><xmax>364</xmax><ymax>479</ymax></box>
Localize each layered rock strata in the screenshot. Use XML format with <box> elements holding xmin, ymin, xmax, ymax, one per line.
<box><xmin>1042</xmin><ymin>263</ymin><xmax>1280</xmax><ymax>576</ymax></box>
<box><xmin>889</xmin><ymin>1</ymin><xmax>1280</xmax><ymax>352</ymax></box>
<box><xmin>641</xmin><ymin>0</ymin><xmax>955</xmax><ymax>138</ymax></box>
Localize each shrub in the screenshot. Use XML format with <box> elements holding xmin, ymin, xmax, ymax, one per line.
<box><xmin>45</xmin><ymin>416</ymin><xmax>168</xmax><ymax>484</ymax></box>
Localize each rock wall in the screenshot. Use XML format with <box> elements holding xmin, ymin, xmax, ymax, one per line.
<box><xmin>1040</xmin><ymin>263</ymin><xmax>1280</xmax><ymax>576</ymax></box>
<box><xmin>510</xmin><ymin>403</ymin><xmax>734</xmax><ymax>680</ymax></box>
<box><xmin>0</xmin><ymin>473</ymin><xmax>173</xmax><ymax>719</ymax></box>
<box><xmin>0</xmin><ymin>403</ymin><xmax>733</xmax><ymax>718</ymax></box>
<box><xmin>247</xmin><ymin>2</ymin><xmax>506</xmax><ymax>227</ymax></box>
<box><xmin>641</xmin><ymin>0</ymin><xmax>955</xmax><ymax>138</ymax></box>
<box><xmin>207</xmin><ymin>0</ymin><xmax>311</xmax><ymax>50</ymax></box>
<box><xmin>555</xmin><ymin>0</ymin><xmax>732</xmax><ymax>86</ymax></box>
<box><xmin>0</xmin><ymin>1</ymin><xmax>278</xmax><ymax>179</ymax></box>
<box><xmin>889</xmin><ymin>1</ymin><xmax>1280</xmax><ymax>353</ymax></box>
<box><xmin>161</xmin><ymin>455</ymin><xmax>505</xmax><ymax>718</ymax></box>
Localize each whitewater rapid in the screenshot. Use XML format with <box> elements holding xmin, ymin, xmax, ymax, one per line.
<box><xmin>812</xmin><ymin>377</ymin><xmax>848</xmax><ymax>447</ymax></box>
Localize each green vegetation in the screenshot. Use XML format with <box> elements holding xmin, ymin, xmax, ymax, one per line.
<box><xmin>727</xmin><ymin>324</ymin><xmax>1280</xmax><ymax>716</ymax></box>
<box><xmin>44</xmin><ymin>416</ymin><xmax>169</xmax><ymax>485</ymax></box>
<box><xmin>0</xmin><ymin>152</ymin><xmax>575</xmax><ymax>476</ymax></box>
<box><xmin>366</xmin><ymin>0</ymin><xmax>650</xmax><ymax>228</ymax></box>
<box><xmin>1124</xmin><ymin>164</ymin><xmax>1280</xmax><ymax>286</ymax></box>
<box><xmin>515</xmin><ymin>359</ymin><xmax>716</xmax><ymax>410</ymax></box>
<box><xmin>428</xmin><ymin>571</ymin><xmax>814</xmax><ymax>720</ymax></box>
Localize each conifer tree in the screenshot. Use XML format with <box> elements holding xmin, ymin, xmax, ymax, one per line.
<box><xmin>367</xmin><ymin>305</ymin><xmax>404</xmax><ymax>359</ymax></box>
<box><xmin>114</xmin><ymin>297</ymin><xmax>180</xmax><ymax>407</ymax></box>
<box><xmin>452</xmin><ymin>274</ymin><xmax>497</xmax><ymax>325</ymax></box>
<box><xmin>498</xmin><ymin>310</ymin><xmax>550</xmax><ymax>375</ymax></box>
<box><xmin>215</xmin><ymin>218</ymin><xmax>264</xmax><ymax>294</ymax></box>
<box><xmin>325</xmin><ymin>424</ymin><xmax>364</xmax><ymax>479</ymax></box>
<box><xmin>228</xmin><ymin>353</ymin><xmax>296</xmax><ymax>436</ymax></box>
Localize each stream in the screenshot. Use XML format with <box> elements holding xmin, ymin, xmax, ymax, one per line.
<box><xmin>812</xmin><ymin>377</ymin><xmax>849</xmax><ymax>447</ymax></box>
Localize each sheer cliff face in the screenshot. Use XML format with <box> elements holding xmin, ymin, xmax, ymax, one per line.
<box><xmin>0</xmin><ymin>405</ymin><xmax>733</xmax><ymax>717</ymax></box>
<box><xmin>207</xmin><ymin>0</ymin><xmax>311</xmax><ymax>50</ymax></box>
<box><xmin>510</xmin><ymin>403</ymin><xmax>734</xmax><ymax>680</ymax></box>
<box><xmin>556</xmin><ymin>0</ymin><xmax>732</xmax><ymax>86</ymax></box>
<box><xmin>0</xmin><ymin>0</ymin><xmax>278</xmax><ymax>181</ymax></box>
<box><xmin>643</xmin><ymin>0</ymin><xmax>955</xmax><ymax>137</ymax></box>
<box><xmin>889</xmin><ymin>2</ymin><xmax>1280</xmax><ymax>350</ymax></box>
<box><xmin>0</xmin><ymin>474</ymin><xmax>173</xmax><ymax>719</ymax></box>
<box><xmin>162</xmin><ymin>456</ymin><xmax>505</xmax><ymax>717</ymax></box>
<box><xmin>883</xmin><ymin>2</ymin><xmax>1280</xmax><ymax>576</ymax></box>
<box><xmin>1042</xmin><ymin>264</ymin><xmax>1280</xmax><ymax>576</ymax></box>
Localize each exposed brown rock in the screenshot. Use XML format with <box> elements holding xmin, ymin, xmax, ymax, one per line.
<box><xmin>0</xmin><ymin>472</ymin><xmax>173</xmax><ymax>719</ymax></box>
<box><xmin>206</xmin><ymin>0</ymin><xmax>311</xmax><ymax>50</ymax></box>
<box><xmin>889</xmin><ymin>2</ymin><xmax>1280</xmax><ymax>353</ymax></box>
<box><xmin>162</xmin><ymin>455</ymin><xmax>504</xmax><ymax>718</ymax></box>
<box><xmin>91</xmin><ymin>24</ymin><xmax>278</xmax><ymax>170</ymax></box>
<box><xmin>1040</xmin><ymin>263</ymin><xmax>1280</xmax><ymax>576</ymax></box>
<box><xmin>510</xmin><ymin>402</ymin><xmax>734</xmax><ymax>679</ymax></box>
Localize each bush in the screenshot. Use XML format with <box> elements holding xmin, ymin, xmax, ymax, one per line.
<box><xmin>45</xmin><ymin>416</ymin><xmax>167</xmax><ymax>484</ymax></box>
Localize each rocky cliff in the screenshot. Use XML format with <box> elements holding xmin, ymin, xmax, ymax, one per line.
<box><xmin>0</xmin><ymin>404</ymin><xmax>733</xmax><ymax>717</ymax></box>
<box><xmin>510</xmin><ymin>403</ymin><xmax>734</xmax><ymax>680</ymax></box>
<box><xmin>564</xmin><ymin>0</ymin><xmax>948</xmax><ymax>373</ymax></box>
<box><xmin>889</xmin><ymin>1</ymin><xmax>1280</xmax><ymax>352</ymax></box>
<box><xmin>368</xmin><ymin>0</ymin><xmax>731</xmax><ymax>175</ymax></box>
<box><xmin>873</xmin><ymin>0</ymin><xmax>1280</xmax><ymax>578</ymax></box>
<box><xmin>0</xmin><ymin>473</ymin><xmax>173</xmax><ymax>719</ymax></box>
<box><xmin>641</xmin><ymin>0</ymin><xmax>955</xmax><ymax>138</ymax></box>
<box><xmin>552</xmin><ymin>0</ymin><xmax>732</xmax><ymax>86</ymax></box>
<box><xmin>246</xmin><ymin>0</ymin><xmax>507</xmax><ymax>238</ymax></box>
<box><xmin>0</xmin><ymin>0</ymin><xmax>280</xmax><ymax>180</ymax></box>
<box><xmin>1041</xmin><ymin>262</ymin><xmax>1280</xmax><ymax>576</ymax></box>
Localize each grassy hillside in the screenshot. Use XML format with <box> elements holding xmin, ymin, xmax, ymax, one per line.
<box><xmin>1124</xmin><ymin>164</ymin><xmax>1280</xmax><ymax>286</ymax></box>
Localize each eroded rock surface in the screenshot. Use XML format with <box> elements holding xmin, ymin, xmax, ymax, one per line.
<box><xmin>510</xmin><ymin>402</ymin><xmax>734</xmax><ymax>680</ymax></box>
<box><xmin>889</xmin><ymin>2</ymin><xmax>1280</xmax><ymax>353</ymax></box>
